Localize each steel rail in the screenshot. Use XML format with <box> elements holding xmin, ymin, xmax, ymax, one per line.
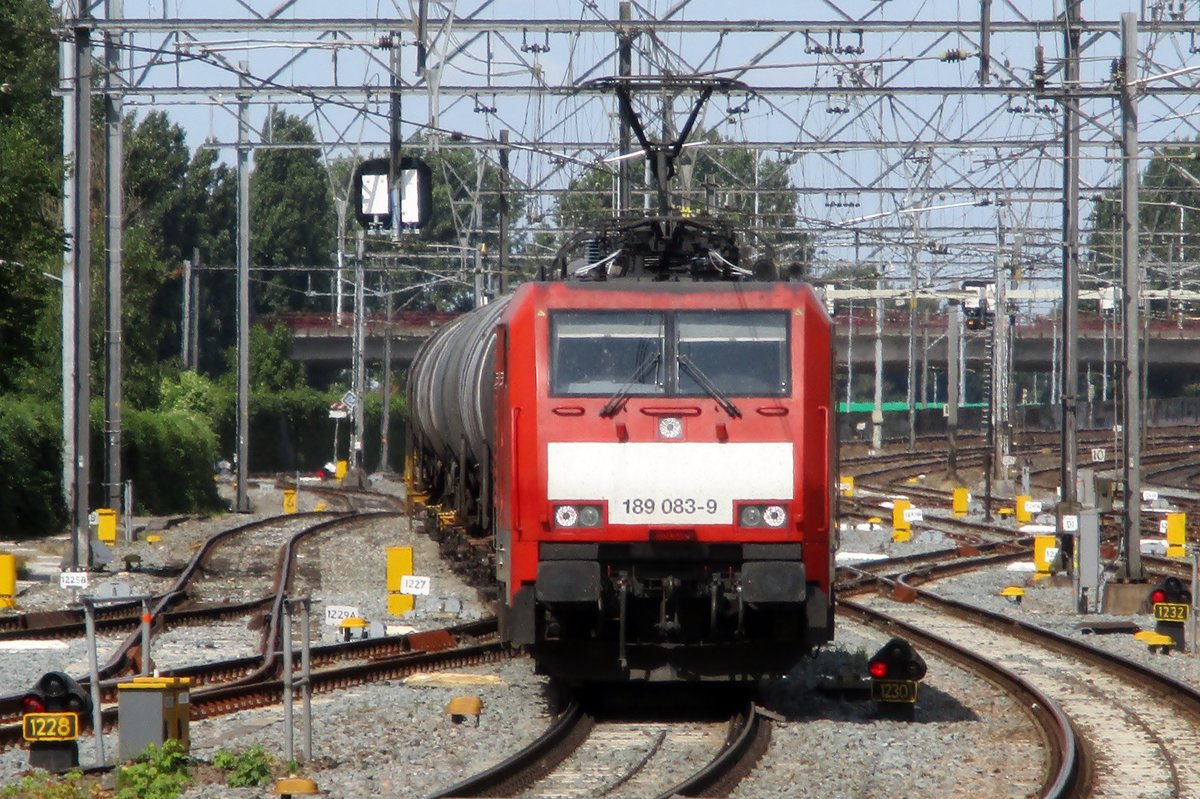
<box><xmin>836</xmin><ymin>597</ymin><xmax>1085</xmax><ymax>799</ymax></box>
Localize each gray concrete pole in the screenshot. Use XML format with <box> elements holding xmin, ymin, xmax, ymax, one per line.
<box><xmin>73</xmin><ymin>24</ymin><xmax>93</xmax><ymax>569</ymax></box>
<box><xmin>499</xmin><ymin>129</ymin><xmax>510</xmax><ymax>294</ymax></box>
<box><xmin>300</xmin><ymin>598</ymin><xmax>312</xmax><ymax>762</ymax></box>
<box><xmin>83</xmin><ymin>602</ymin><xmax>105</xmax><ymax>765</ymax></box>
<box><xmin>617</xmin><ymin>0</ymin><xmax>633</xmax><ymax>215</ymax></box>
<box><xmin>60</xmin><ymin>4</ymin><xmax>77</xmax><ymax>546</ymax></box>
<box><xmin>282</xmin><ymin>602</ymin><xmax>294</xmax><ymax>764</ymax></box>
<box><xmin>1060</xmin><ymin>0</ymin><xmax>1082</xmax><ymax>509</ymax></box>
<box><xmin>353</xmin><ymin>232</ymin><xmax>366</xmax><ymax>480</ymax></box>
<box><xmin>947</xmin><ymin>304</ymin><xmax>960</xmax><ymax>478</ymax></box>
<box><xmin>1121</xmin><ymin>13</ymin><xmax>1143</xmax><ymax>581</ymax></box>
<box><xmin>872</xmin><ymin>296</ymin><xmax>884</xmax><ymax>451</ymax></box>
<box><xmin>235</xmin><ymin>67</ymin><xmax>252</xmax><ymax>512</ymax></box>
<box><xmin>104</xmin><ymin>0</ymin><xmax>124</xmax><ymax>517</ymax></box>
<box><xmin>379</xmin><ymin>279</ymin><xmax>392</xmax><ymax>473</ymax></box>
<box><xmin>907</xmin><ymin>250</ymin><xmax>917</xmax><ymax>452</ymax></box>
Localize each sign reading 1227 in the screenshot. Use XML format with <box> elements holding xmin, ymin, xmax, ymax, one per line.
<box><xmin>400</xmin><ymin>575</ymin><xmax>432</xmax><ymax>596</ymax></box>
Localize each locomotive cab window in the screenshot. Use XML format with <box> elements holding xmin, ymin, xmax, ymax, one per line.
<box><xmin>551</xmin><ymin>311</ymin><xmax>666</xmax><ymax>396</ymax></box>
<box><xmin>676</xmin><ymin>311</ymin><xmax>789</xmax><ymax>396</ymax></box>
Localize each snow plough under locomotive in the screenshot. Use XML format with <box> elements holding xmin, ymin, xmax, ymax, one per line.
<box><xmin>406</xmin><ymin>80</ymin><xmax>835</xmax><ymax>684</ymax></box>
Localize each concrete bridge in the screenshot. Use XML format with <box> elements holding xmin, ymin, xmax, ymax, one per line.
<box><xmin>286</xmin><ymin>309</ymin><xmax>1200</xmax><ymax>379</ymax></box>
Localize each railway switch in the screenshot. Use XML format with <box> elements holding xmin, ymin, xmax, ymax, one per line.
<box><xmin>867</xmin><ymin>638</ymin><xmax>926</xmax><ymax>718</ymax></box>
<box><xmin>23</xmin><ymin>671</ymin><xmax>91</xmax><ymax>772</ymax></box>
<box><xmin>1150</xmin><ymin>577</ymin><xmax>1191</xmax><ymax>652</ymax></box>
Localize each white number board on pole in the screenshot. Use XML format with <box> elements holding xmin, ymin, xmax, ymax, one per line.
<box><xmin>323</xmin><ymin>605</ymin><xmax>360</xmax><ymax>626</ymax></box>
<box><xmin>1091</xmin><ymin>448</ymin><xmax>1106</xmax><ymax>463</ymax></box>
<box><xmin>1142</xmin><ymin>490</ymin><xmax>1159</xmax><ymax>502</ymax></box>
<box><xmin>1061</xmin><ymin>515</ymin><xmax>1079</xmax><ymax>533</ymax></box>
<box><xmin>400</xmin><ymin>575</ymin><xmax>432</xmax><ymax>596</ymax></box>
<box><xmin>59</xmin><ymin>571</ymin><xmax>90</xmax><ymax>590</ymax></box>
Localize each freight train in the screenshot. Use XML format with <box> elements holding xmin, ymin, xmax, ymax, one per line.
<box><xmin>406</xmin><ymin>79</ymin><xmax>835</xmax><ymax>684</ymax></box>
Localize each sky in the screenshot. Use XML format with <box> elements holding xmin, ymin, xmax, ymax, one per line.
<box><xmin>58</xmin><ymin>0</ymin><xmax>1200</xmax><ymax>295</ymax></box>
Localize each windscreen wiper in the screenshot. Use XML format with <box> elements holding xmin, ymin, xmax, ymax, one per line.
<box><xmin>599</xmin><ymin>352</ymin><xmax>662</xmax><ymax>417</ymax></box>
<box><xmin>676</xmin><ymin>353</ymin><xmax>742</xmax><ymax>419</ymax></box>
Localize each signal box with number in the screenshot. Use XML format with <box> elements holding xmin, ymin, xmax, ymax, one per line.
<box><xmin>22</xmin><ymin>672</ymin><xmax>91</xmax><ymax>772</ymax></box>
<box><xmin>868</xmin><ymin>638</ymin><xmax>927</xmax><ymax>719</ymax></box>
<box><xmin>1150</xmin><ymin>577</ymin><xmax>1192</xmax><ymax>652</ymax></box>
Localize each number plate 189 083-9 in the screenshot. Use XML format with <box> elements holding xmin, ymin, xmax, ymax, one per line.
<box><xmin>870</xmin><ymin>679</ymin><xmax>919</xmax><ymax>704</ymax></box>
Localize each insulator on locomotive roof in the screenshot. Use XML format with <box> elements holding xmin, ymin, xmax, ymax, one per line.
<box><xmin>753</xmin><ymin>258</ymin><xmax>778</xmax><ymax>282</ymax></box>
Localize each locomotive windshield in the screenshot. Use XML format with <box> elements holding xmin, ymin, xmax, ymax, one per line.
<box><xmin>551</xmin><ymin>311</ymin><xmax>666</xmax><ymax>395</ymax></box>
<box><xmin>676</xmin><ymin>311</ymin><xmax>789</xmax><ymax>397</ymax></box>
<box><xmin>551</xmin><ymin>309</ymin><xmax>789</xmax><ymax>397</ymax></box>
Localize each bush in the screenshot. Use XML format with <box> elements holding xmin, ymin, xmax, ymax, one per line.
<box><xmin>0</xmin><ymin>398</ymin><xmax>66</xmax><ymax>535</ymax></box>
<box><xmin>0</xmin><ymin>770</ymin><xmax>98</xmax><ymax>798</ymax></box>
<box><xmin>121</xmin><ymin>408</ymin><xmax>223</xmax><ymax>514</ymax></box>
<box><xmin>212</xmin><ymin>743</ymin><xmax>274</xmax><ymax>787</ymax></box>
<box><xmin>116</xmin><ymin>739</ymin><xmax>190</xmax><ymax>799</ymax></box>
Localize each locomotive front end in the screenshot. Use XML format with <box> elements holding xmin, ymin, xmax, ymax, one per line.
<box><xmin>497</xmin><ymin>282</ymin><xmax>834</xmax><ymax>683</ymax></box>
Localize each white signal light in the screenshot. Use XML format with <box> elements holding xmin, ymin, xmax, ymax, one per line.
<box><xmin>762</xmin><ymin>505</ymin><xmax>787</xmax><ymax>528</ymax></box>
<box><xmin>554</xmin><ymin>505</ymin><xmax>579</xmax><ymax>528</ymax></box>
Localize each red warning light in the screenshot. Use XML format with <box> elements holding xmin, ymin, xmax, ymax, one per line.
<box><xmin>21</xmin><ymin>695</ymin><xmax>45</xmax><ymax>714</ymax></box>
<box><xmin>868</xmin><ymin>660</ymin><xmax>888</xmax><ymax>679</ymax></box>
<box><xmin>1151</xmin><ymin>589</ymin><xmax>1167</xmax><ymax>604</ymax></box>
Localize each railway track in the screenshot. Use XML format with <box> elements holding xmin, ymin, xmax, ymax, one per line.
<box><xmin>432</xmin><ymin>698</ymin><xmax>768</xmax><ymax>799</ymax></box>
<box><xmin>855</xmin><ymin>572</ymin><xmax>1200</xmax><ymax>797</ymax></box>
<box><xmin>0</xmin><ymin>617</ymin><xmax>503</xmax><ymax>750</ymax></box>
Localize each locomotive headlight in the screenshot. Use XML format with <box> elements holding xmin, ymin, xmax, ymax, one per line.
<box><xmin>739</xmin><ymin>505</ymin><xmax>764</xmax><ymax>527</ymax></box>
<box><xmin>762</xmin><ymin>505</ymin><xmax>787</xmax><ymax>528</ymax></box>
<box><xmin>738</xmin><ymin>504</ymin><xmax>788</xmax><ymax>528</ymax></box>
<box><xmin>554</xmin><ymin>505</ymin><xmax>580</xmax><ymax>528</ymax></box>
<box><xmin>554</xmin><ymin>504</ymin><xmax>603</xmax><ymax>529</ymax></box>
<box><xmin>578</xmin><ymin>506</ymin><xmax>602</xmax><ymax>527</ymax></box>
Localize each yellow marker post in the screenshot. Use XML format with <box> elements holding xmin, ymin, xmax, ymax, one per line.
<box><xmin>97</xmin><ymin>508</ymin><xmax>117</xmax><ymax>545</ymax></box>
<box><xmin>387</xmin><ymin>546</ymin><xmax>415</xmax><ymax>616</ymax></box>
<box><xmin>1015</xmin><ymin>495</ymin><xmax>1033</xmax><ymax>524</ymax></box>
<box><xmin>1034</xmin><ymin>535</ymin><xmax>1059</xmax><ymax>575</ymax></box>
<box><xmin>839</xmin><ymin>476</ymin><xmax>855</xmax><ymax>498</ymax></box>
<box><xmin>1166</xmin><ymin>512</ymin><xmax>1187</xmax><ymax>558</ymax></box>
<box><xmin>0</xmin><ymin>554</ymin><xmax>15</xmax><ymax>609</ymax></box>
<box><xmin>335</xmin><ymin>460</ymin><xmax>349</xmax><ymax>481</ymax></box>
<box><xmin>282</xmin><ymin>488</ymin><xmax>297</xmax><ymax>515</ymax></box>
<box><xmin>952</xmin><ymin>487</ymin><xmax>969</xmax><ymax>517</ymax></box>
<box><xmin>892</xmin><ymin>499</ymin><xmax>907</xmax><ymax>535</ymax></box>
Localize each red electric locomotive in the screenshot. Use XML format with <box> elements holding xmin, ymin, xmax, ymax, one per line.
<box><xmin>408</xmin><ymin>269</ymin><xmax>835</xmax><ymax>683</ymax></box>
<box><xmin>406</xmin><ymin>78</ymin><xmax>835</xmax><ymax>683</ymax></box>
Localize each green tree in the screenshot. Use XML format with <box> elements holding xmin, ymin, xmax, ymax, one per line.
<box><xmin>251</xmin><ymin>110</ymin><xmax>335</xmax><ymax>313</ymax></box>
<box><xmin>0</xmin><ymin>0</ymin><xmax>65</xmax><ymax>395</ymax></box>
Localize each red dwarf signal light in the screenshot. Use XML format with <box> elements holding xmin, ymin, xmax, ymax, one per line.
<box><xmin>22</xmin><ymin>695</ymin><xmax>45</xmax><ymax>714</ymax></box>
<box><xmin>868</xmin><ymin>637</ymin><xmax>928</xmax><ymax>681</ymax></box>
<box><xmin>1150</xmin><ymin>577</ymin><xmax>1191</xmax><ymax>607</ymax></box>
